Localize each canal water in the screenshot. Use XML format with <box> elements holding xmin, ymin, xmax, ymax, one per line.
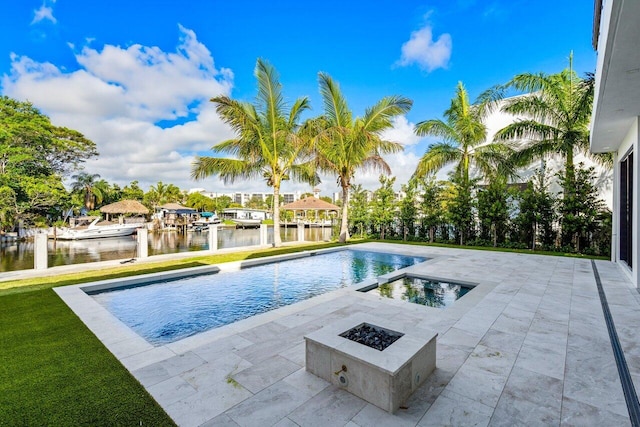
<box><xmin>0</xmin><ymin>226</ymin><xmax>334</xmax><ymax>272</ymax></box>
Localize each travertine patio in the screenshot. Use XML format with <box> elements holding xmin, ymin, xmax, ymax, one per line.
<box><xmin>56</xmin><ymin>242</ymin><xmax>640</xmax><ymax>426</ymax></box>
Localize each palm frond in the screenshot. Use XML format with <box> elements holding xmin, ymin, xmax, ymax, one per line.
<box><xmin>495</xmin><ymin>120</ymin><xmax>559</xmax><ymax>143</ymax></box>
<box><xmin>474</xmin><ymin>142</ymin><xmax>519</xmax><ymax>180</ymax></box>
<box><xmin>288</xmin><ymin>97</ymin><xmax>311</xmax><ymax>128</ymax></box>
<box><xmin>289</xmin><ymin>161</ymin><xmax>321</xmax><ymax>186</ymax></box>
<box><xmin>191</xmin><ymin>157</ymin><xmax>260</xmax><ymax>183</ymax></box>
<box><xmin>255</xmin><ymin>58</ymin><xmax>284</xmax><ymax>134</ymax></box>
<box><xmin>413</xmin><ymin>142</ymin><xmax>460</xmax><ymax>179</ymax></box>
<box><xmin>509</xmin><ymin>139</ymin><xmax>559</xmax><ymax>168</ymax></box>
<box><xmin>501</xmin><ymin>95</ymin><xmax>555</xmax><ymax>123</ymax></box>
<box><xmin>210</xmin><ymin>96</ymin><xmax>260</xmax><ymax>138</ymax></box>
<box><xmin>414</xmin><ymin>119</ymin><xmax>458</xmax><ymax>143</ymax></box>
<box><xmin>476</xmin><ymin>83</ymin><xmax>507</xmax><ymax>115</ymax></box>
<box><xmin>506</xmin><ymin>72</ymin><xmax>550</xmax><ymax>93</ymax></box>
<box><xmin>360</xmin><ymin>155</ymin><xmax>392</xmax><ymax>175</ymax></box>
<box><xmin>318</xmin><ymin>73</ymin><xmax>352</xmax><ymax>128</ymax></box>
<box><xmin>361</xmin><ymin>95</ymin><xmax>412</xmax><ymax>133</ymax></box>
<box><xmin>374</xmin><ymin>139</ymin><xmax>404</xmax><ymax>155</ymax></box>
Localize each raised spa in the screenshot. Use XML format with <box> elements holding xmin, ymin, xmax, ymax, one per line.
<box><xmin>362</xmin><ymin>275</ymin><xmax>475</xmax><ymax>308</ymax></box>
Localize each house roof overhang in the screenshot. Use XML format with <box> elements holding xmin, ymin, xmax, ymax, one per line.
<box><xmin>591</xmin><ymin>0</ymin><xmax>640</xmax><ymax>153</ymax></box>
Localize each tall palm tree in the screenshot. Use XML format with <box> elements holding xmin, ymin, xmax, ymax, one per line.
<box><xmin>70</xmin><ymin>171</ymin><xmax>101</xmax><ymax>211</ymax></box>
<box><xmin>492</xmin><ymin>61</ymin><xmax>598</xmax><ymax>185</ymax></box>
<box><xmin>311</xmin><ymin>73</ymin><xmax>411</xmax><ymax>243</ymax></box>
<box><xmin>92</xmin><ymin>179</ymin><xmax>112</xmax><ymax>207</ymax></box>
<box><xmin>146</xmin><ymin>181</ymin><xmax>182</xmax><ymax>208</ymax></box>
<box><xmin>413</xmin><ymin>82</ymin><xmax>515</xmax><ymax>184</ymax></box>
<box><xmin>192</xmin><ymin>59</ymin><xmax>318</xmax><ymax>247</ymax></box>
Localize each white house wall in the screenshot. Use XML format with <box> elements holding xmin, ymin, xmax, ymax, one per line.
<box><xmin>479</xmin><ymin>107</ymin><xmax>614</xmax><ymax>207</ymax></box>
<box><xmin>617</xmin><ymin>117</ymin><xmax>639</xmax><ymax>286</ymax></box>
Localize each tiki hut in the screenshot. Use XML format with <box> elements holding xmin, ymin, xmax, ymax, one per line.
<box><xmin>100</xmin><ymin>200</ymin><xmax>149</xmax><ymax>222</ymax></box>
<box><xmin>281</xmin><ymin>196</ymin><xmax>339</xmax><ymax>225</ymax></box>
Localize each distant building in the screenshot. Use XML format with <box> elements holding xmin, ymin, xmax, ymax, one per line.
<box><xmin>187</xmin><ymin>189</ymin><xmax>303</xmax><ymax>207</ymax></box>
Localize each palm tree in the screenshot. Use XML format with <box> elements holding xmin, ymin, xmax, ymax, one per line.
<box><xmin>92</xmin><ymin>179</ymin><xmax>112</xmax><ymax>207</ymax></box>
<box><xmin>146</xmin><ymin>181</ymin><xmax>182</xmax><ymax>208</ymax></box>
<box><xmin>192</xmin><ymin>59</ymin><xmax>318</xmax><ymax>247</ymax></box>
<box><xmin>413</xmin><ymin>82</ymin><xmax>515</xmax><ymax>184</ymax></box>
<box><xmin>70</xmin><ymin>171</ymin><xmax>101</xmax><ymax>211</ymax></box>
<box><xmin>492</xmin><ymin>60</ymin><xmax>598</xmax><ymax>186</ymax></box>
<box><xmin>311</xmin><ymin>73</ymin><xmax>411</xmax><ymax>242</ymax></box>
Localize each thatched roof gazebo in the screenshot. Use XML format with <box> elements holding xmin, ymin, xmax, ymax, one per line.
<box><xmin>100</xmin><ymin>200</ymin><xmax>149</xmax><ymax>221</ymax></box>
<box><xmin>281</xmin><ymin>196</ymin><xmax>339</xmax><ymax>225</ymax></box>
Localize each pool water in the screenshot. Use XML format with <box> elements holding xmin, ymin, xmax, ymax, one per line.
<box><xmin>91</xmin><ymin>250</ymin><xmax>425</xmax><ymax>344</ymax></box>
<box><xmin>369</xmin><ymin>276</ymin><xmax>473</xmax><ymax>308</ymax></box>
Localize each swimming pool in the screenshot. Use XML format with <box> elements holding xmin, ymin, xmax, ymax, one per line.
<box><xmin>364</xmin><ymin>275</ymin><xmax>474</xmax><ymax>308</ymax></box>
<box><xmin>90</xmin><ymin>250</ymin><xmax>426</xmax><ymax>344</ymax></box>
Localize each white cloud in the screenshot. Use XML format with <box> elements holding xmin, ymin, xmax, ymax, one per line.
<box><xmin>380</xmin><ymin>116</ymin><xmax>421</xmax><ymax>146</ymax></box>
<box><xmin>2</xmin><ymin>26</ymin><xmax>237</xmax><ymax>191</ymax></box>
<box><xmin>396</xmin><ymin>24</ymin><xmax>452</xmax><ymax>72</ymax></box>
<box><xmin>32</xmin><ymin>1</ymin><xmax>57</xmax><ymax>25</ymax></box>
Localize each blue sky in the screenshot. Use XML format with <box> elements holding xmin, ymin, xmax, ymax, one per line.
<box><xmin>0</xmin><ymin>0</ymin><xmax>596</xmax><ymax>194</ymax></box>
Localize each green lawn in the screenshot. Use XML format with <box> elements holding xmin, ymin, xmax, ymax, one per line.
<box><xmin>0</xmin><ymin>288</ymin><xmax>176</xmax><ymax>426</ymax></box>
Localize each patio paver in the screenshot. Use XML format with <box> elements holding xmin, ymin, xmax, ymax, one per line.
<box><xmin>55</xmin><ymin>243</ymin><xmax>638</xmax><ymax>426</ymax></box>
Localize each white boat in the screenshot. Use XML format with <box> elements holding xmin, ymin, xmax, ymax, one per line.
<box><xmin>52</xmin><ymin>218</ymin><xmax>142</xmax><ymax>240</ymax></box>
<box><xmin>222</xmin><ymin>208</ymin><xmax>266</xmax><ymax>229</ymax></box>
<box><xmin>192</xmin><ymin>217</ymin><xmax>221</xmax><ymax>226</ymax></box>
<box><xmin>231</xmin><ymin>218</ymin><xmax>262</xmax><ymax>228</ymax></box>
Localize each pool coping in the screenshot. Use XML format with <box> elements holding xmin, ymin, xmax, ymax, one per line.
<box><xmin>54</xmin><ymin>244</ymin><xmax>462</xmax><ymax>372</ymax></box>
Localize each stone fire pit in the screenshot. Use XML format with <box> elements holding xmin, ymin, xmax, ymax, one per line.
<box><xmin>304</xmin><ymin>313</ymin><xmax>437</xmax><ymax>413</ymax></box>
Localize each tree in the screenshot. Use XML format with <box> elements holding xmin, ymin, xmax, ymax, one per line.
<box><xmin>19</xmin><ymin>175</ymin><xmax>70</xmax><ymax>225</ymax></box>
<box><xmin>185</xmin><ymin>192</ymin><xmax>216</xmax><ymax>212</ymax></box>
<box><xmin>558</xmin><ymin>164</ymin><xmax>606</xmax><ymax>252</ymax></box>
<box><xmin>371</xmin><ymin>175</ymin><xmax>397</xmax><ymax>240</ymax></box>
<box><xmin>215</xmin><ymin>195</ymin><xmax>234</xmax><ymax>212</ymax></box>
<box><xmin>319</xmin><ymin>196</ymin><xmax>333</xmax><ymax>204</ymax></box>
<box><xmin>245</xmin><ymin>195</ymin><xmax>267</xmax><ymax>209</ymax></box>
<box><xmin>446</xmin><ymin>174</ymin><xmax>476</xmax><ymax>245</ymax></box>
<box><xmin>494</xmin><ymin>61</ymin><xmax>598</xmax><ymax>183</ymax></box>
<box><xmin>413</xmin><ymin>82</ymin><xmax>515</xmax><ymax>185</ymax></box>
<box><xmin>0</xmin><ymin>96</ymin><xmax>96</xmax><ymax>226</ymax></box>
<box><xmin>0</xmin><ymin>186</ymin><xmax>17</xmax><ymax>231</ymax></box>
<box><xmin>311</xmin><ymin>73</ymin><xmax>411</xmax><ymax>242</ymax></box>
<box><xmin>121</xmin><ymin>181</ymin><xmax>144</xmax><ymax>201</ymax></box>
<box><xmin>399</xmin><ymin>181</ymin><xmax>418</xmax><ymax>240</ymax></box>
<box><xmin>70</xmin><ymin>171</ymin><xmax>102</xmax><ymax>211</ymax></box>
<box><xmin>416</xmin><ymin>177</ymin><xmax>444</xmax><ymax>242</ymax></box>
<box><xmin>513</xmin><ymin>170</ymin><xmax>555</xmax><ymax>249</ymax></box>
<box><xmin>348</xmin><ymin>185</ymin><xmax>369</xmax><ymax>236</ymax></box>
<box><xmin>97</xmin><ymin>180</ymin><xmax>122</xmax><ymax>206</ymax></box>
<box><xmin>0</xmin><ymin>96</ymin><xmax>97</xmax><ymax>177</ymax></box>
<box><xmin>348</xmin><ymin>184</ymin><xmax>370</xmax><ymax>237</ymax></box>
<box><xmin>491</xmin><ymin>57</ymin><xmax>606</xmax><ymax>243</ymax></box>
<box><xmin>265</xmin><ymin>195</ymin><xmax>283</xmax><ymax>213</ymax></box>
<box><xmin>145</xmin><ymin>181</ymin><xmax>182</xmax><ymax>208</ymax></box>
<box><xmin>477</xmin><ymin>179</ymin><xmax>510</xmax><ymax>247</ymax></box>
<box><xmin>192</xmin><ymin>59</ymin><xmax>318</xmax><ymax>247</ymax></box>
